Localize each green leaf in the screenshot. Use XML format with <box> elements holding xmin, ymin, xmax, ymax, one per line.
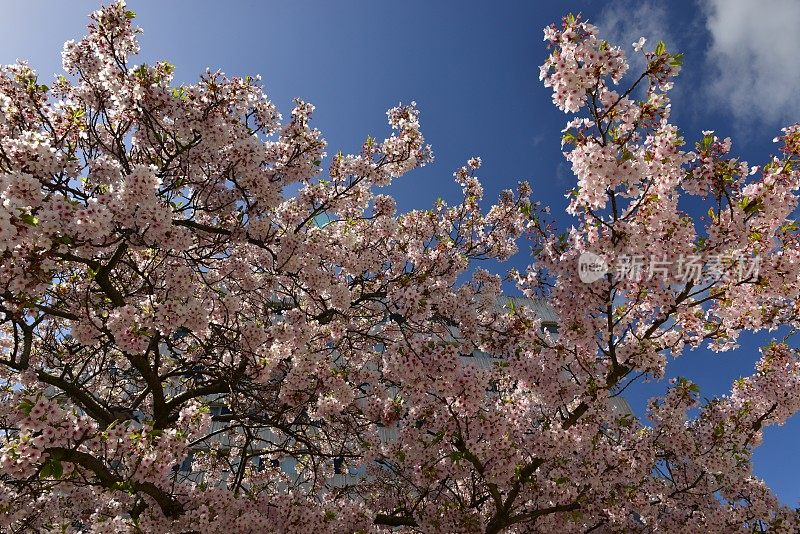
<box><xmin>39</xmin><ymin>462</ymin><xmax>52</xmax><ymax>479</ymax></box>
<box><xmin>51</xmin><ymin>460</ymin><xmax>63</xmax><ymax>479</ymax></box>
<box><xmin>507</xmin><ymin>299</ymin><xmax>516</xmax><ymax>314</ymax></box>
<box><xmin>163</xmin><ymin>62</ymin><xmax>175</xmax><ymax>75</ymax></box>
<box><xmin>18</xmin><ymin>399</ymin><xmax>33</xmax><ymax>415</ymax></box>
<box><xmin>617</xmin><ymin>414</ymin><xmax>634</xmax><ymax>428</ymax></box>
<box><xmin>124</xmin><ymin>10</ymin><xmax>136</xmax><ymax>19</ymax></box>
<box><xmin>39</xmin><ymin>459</ymin><xmax>63</xmax><ymax>479</ymax></box>
<box><xmin>20</xmin><ymin>213</ymin><xmax>39</xmax><ymax>226</ymax></box>
<box><xmin>449</xmin><ymin>451</ymin><xmax>464</xmax><ymax>463</ymax></box>
<box><xmin>743</xmin><ymin>198</ymin><xmax>763</xmax><ymax>215</ymax></box>
<box><xmin>654</xmin><ymin>40</ymin><xmax>666</xmax><ymax>55</ymax></box>
<box><xmin>133</xmin><ymin>64</ymin><xmax>148</xmax><ymax>81</ymax></box>
<box><xmin>567</xmin><ymin>510</ymin><xmax>584</xmax><ymax>523</ymax></box>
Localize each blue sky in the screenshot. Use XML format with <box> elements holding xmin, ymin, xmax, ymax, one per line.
<box><xmin>3</xmin><ymin>0</ymin><xmax>800</xmax><ymax>505</ymax></box>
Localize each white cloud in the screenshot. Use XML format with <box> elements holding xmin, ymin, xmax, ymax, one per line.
<box><xmin>704</xmin><ymin>0</ymin><xmax>800</xmax><ymax>126</ymax></box>
<box><xmin>598</xmin><ymin>1</ymin><xmax>674</xmax><ymax>76</ymax></box>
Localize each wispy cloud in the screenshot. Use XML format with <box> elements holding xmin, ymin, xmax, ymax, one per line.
<box><xmin>555</xmin><ymin>161</ymin><xmax>572</xmax><ymax>186</ymax></box>
<box><xmin>597</xmin><ymin>1</ymin><xmax>675</xmax><ymax>76</ymax></box>
<box><xmin>704</xmin><ymin>0</ymin><xmax>800</xmax><ymax>127</ymax></box>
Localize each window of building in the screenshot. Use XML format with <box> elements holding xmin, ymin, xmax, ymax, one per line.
<box><xmin>333</xmin><ymin>456</ymin><xmax>345</xmax><ymax>474</ymax></box>
<box><xmin>177</xmin><ymin>451</ymin><xmax>194</xmax><ymax>472</ymax></box>
<box><xmin>210</xmin><ymin>405</ymin><xmax>232</xmax><ymax>417</ymax></box>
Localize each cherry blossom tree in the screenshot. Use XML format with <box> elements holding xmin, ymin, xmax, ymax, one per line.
<box><xmin>1</xmin><ymin>4</ymin><xmax>799</xmax><ymax>532</ymax></box>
